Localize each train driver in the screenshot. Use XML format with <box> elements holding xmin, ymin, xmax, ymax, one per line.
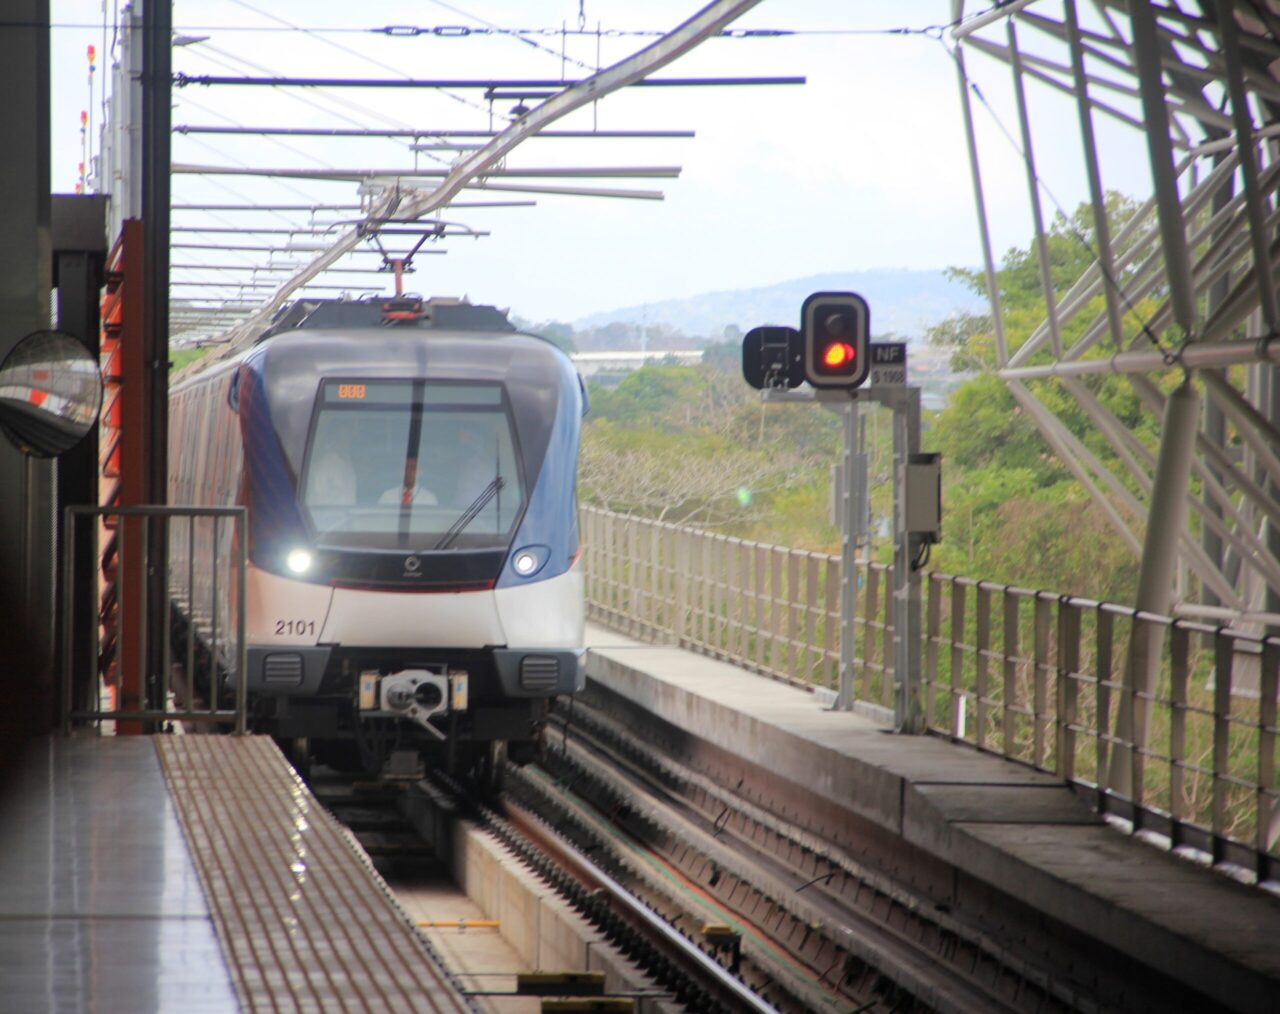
<box><xmin>379</xmin><ymin>455</ymin><xmax>439</xmax><ymax>506</ymax></box>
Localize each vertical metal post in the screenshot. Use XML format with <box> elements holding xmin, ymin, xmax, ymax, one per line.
<box><xmin>1259</xmin><ymin>640</ymin><xmax>1279</xmax><ymax>859</ymax></box>
<box><xmin>60</xmin><ymin>507</ymin><xmax>76</xmax><ymax>736</ymax></box>
<box><xmin>142</xmin><ymin>0</ymin><xmax>173</xmax><ymax>708</ymax></box>
<box><xmin>235</xmin><ymin>511</ymin><xmax>248</xmax><ymax>735</ymax></box>
<box><xmin>837</xmin><ymin>400</ymin><xmax>861</xmax><ymax>710</ymax></box>
<box><xmin>1057</xmin><ymin>598</ymin><xmax>1081</xmax><ymax>780</ymax></box>
<box><xmin>1107</xmin><ymin>380</ymin><xmax>1199</xmax><ymax>794</ymax></box>
<box><xmin>893</xmin><ymin>387</ymin><xmax>925</xmax><ymax>733</ymax></box>
<box><xmin>186</xmin><ymin>517</ymin><xmax>196</xmax><ymax>706</ymax></box>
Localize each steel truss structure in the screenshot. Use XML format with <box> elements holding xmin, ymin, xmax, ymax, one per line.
<box><xmin>954</xmin><ymin>0</ymin><xmax>1280</xmax><ymax>629</ymax></box>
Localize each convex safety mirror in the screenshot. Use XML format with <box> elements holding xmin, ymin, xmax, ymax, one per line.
<box><xmin>0</xmin><ymin>330</ymin><xmax>102</xmax><ymax>457</ymax></box>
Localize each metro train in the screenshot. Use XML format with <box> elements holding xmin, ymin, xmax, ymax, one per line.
<box><xmin>168</xmin><ymin>296</ymin><xmax>586</xmax><ymax>780</ymax></box>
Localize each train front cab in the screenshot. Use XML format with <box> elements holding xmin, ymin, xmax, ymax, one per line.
<box><xmin>236</xmin><ymin>327</ymin><xmax>585</xmax><ymax>776</ymax></box>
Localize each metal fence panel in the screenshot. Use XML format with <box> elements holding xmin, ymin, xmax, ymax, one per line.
<box><xmin>579</xmin><ymin>506</ymin><xmax>1280</xmax><ymax>881</ymax></box>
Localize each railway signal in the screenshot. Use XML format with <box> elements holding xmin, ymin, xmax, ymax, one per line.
<box><xmin>802</xmin><ymin>291</ymin><xmax>869</xmax><ymax>389</ymax></box>
<box><xmin>740</xmin><ymin>325</ymin><xmax>803</xmax><ymax>390</ymax></box>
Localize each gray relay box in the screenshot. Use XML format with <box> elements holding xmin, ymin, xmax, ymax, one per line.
<box><xmin>899</xmin><ymin>452</ymin><xmax>941</xmax><ymax>540</ymax></box>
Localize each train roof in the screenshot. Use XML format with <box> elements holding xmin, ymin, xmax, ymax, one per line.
<box><xmin>258</xmin><ymin>296</ymin><xmax>515</xmax><ymax>341</ymax></box>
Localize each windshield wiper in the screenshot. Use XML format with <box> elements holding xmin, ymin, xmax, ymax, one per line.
<box><xmin>433</xmin><ymin>477</ymin><xmax>505</xmax><ymax>550</ymax></box>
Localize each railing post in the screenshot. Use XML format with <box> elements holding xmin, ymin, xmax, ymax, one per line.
<box><xmin>1002</xmin><ymin>592</ymin><xmax>1020</xmax><ymax>757</ymax></box>
<box><xmin>1212</xmin><ymin>629</ymin><xmax>1234</xmax><ymax>864</ymax></box>
<box><xmin>1057</xmin><ymin>596</ymin><xmax>1081</xmax><ymax>782</ymax></box>
<box><xmin>1033</xmin><ymin>594</ymin><xmax>1051</xmax><ymax>769</ymax></box>
<box><xmin>950</xmin><ymin>576</ymin><xmax>966</xmax><ymax>739</ymax></box>
<box><xmin>1258</xmin><ymin>639</ymin><xmax>1279</xmax><ymax>873</ymax></box>
<box><xmin>925</xmin><ymin>575</ymin><xmax>941</xmax><ymax>731</ymax></box>
<box><xmin>975</xmin><ymin>583</ymin><xmax>991</xmax><ymax>747</ymax></box>
<box><xmin>674</xmin><ymin>528</ymin><xmax>689</xmax><ymax>647</ymax></box>
<box><xmin>1094</xmin><ymin>607</ymin><xmax>1114</xmax><ymax>801</ymax></box>
<box><xmin>1169</xmin><ymin>624</ymin><xmax>1190</xmax><ymax>848</ymax></box>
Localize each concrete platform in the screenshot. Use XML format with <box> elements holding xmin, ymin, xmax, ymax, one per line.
<box><xmin>583</xmin><ymin>622</ymin><xmax>1280</xmax><ymax>1013</ymax></box>
<box><xmin>0</xmin><ymin>737</ymin><xmax>238</xmax><ymax>1012</ymax></box>
<box><xmin>0</xmin><ymin>735</ymin><xmax>472</xmax><ymax>1013</ymax></box>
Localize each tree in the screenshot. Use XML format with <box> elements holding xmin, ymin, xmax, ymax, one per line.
<box><xmin>923</xmin><ymin>193</ymin><xmax>1157</xmax><ymax>600</ymax></box>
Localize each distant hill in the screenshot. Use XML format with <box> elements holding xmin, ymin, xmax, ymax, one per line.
<box><xmin>572</xmin><ymin>269</ymin><xmax>985</xmax><ymax>343</ymax></box>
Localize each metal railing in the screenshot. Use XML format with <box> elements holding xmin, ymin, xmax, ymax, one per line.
<box><xmin>61</xmin><ymin>504</ymin><xmax>247</xmax><ymax>734</ymax></box>
<box><xmin>582</xmin><ymin>506</ymin><xmax>1280</xmax><ymax>883</ymax></box>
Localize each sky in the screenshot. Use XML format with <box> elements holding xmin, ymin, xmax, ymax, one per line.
<box><xmin>49</xmin><ymin>1</ymin><xmax>1155</xmax><ymax>326</ymax></box>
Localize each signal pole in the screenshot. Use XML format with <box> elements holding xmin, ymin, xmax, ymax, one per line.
<box><xmin>745</xmin><ymin>292</ymin><xmax>939</xmax><ymax>733</ymax></box>
<box><xmin>834</xmin><ymin>400</ymin><xmax>865</xmax><ymax>712</ymax></box>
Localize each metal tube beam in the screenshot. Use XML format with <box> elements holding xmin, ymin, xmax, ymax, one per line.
<box><xmin>1066</xmin><ymin>0</ymin><xmax>1126</xmax><ymax>350</ymax></box>
<box><xmin>999</xmin><ymin>334</ymin><xmax>1280</xmax><ymax>379</ymax></box>
<box><xmin>951</xmin><ymin>16</ymin><xmax>1009</xmax><ymax>364</ymax></box>
<box><xmin>1008</xmin><ymin>19</ymin><xmax>1065</xmax><ymax>357</ymax></box>
<box><xmin>176</xmin><ymin>126</ymin><xmax>697</xmax><ymax>139</ymax></box>
<box><xmin>175</xmin><ymin>74</ymin><xmax>803</xmax><ymax>89</ymax></box>
<box><xmin>1007</xmin><ymin>381</ymin><xmax>1142</xmax><ymax>556</ymax></box>
<box><xmin>1219</xmin><ymin>1</ymin><xmax>1278</xmax><ymax>333</ymax></box>
<box><xmin>1128</xmin><ymin>0</ymin><xmax>1199</xmax><ymax>337</ymax></box>
<box><xmin>951</xmin><ymin>0</ymin><xmax>1040</xmax><ymax>39</ymax></box>
<box><xmin>1107</xmin><ymin>381</ymin><xmax>1200</xmax><ymax>795</ymax></box>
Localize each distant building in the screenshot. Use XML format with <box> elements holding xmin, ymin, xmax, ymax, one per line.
<box><xmin>571</xmin><ymin>350</ymin><xmax>703</xmax><ymax>383</ymax></box>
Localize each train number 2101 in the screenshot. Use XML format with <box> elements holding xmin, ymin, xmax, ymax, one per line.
<box><xmin>275</xmin><ymin>619</ymin><xmax>317</xmax><ymax>636</ymax></box>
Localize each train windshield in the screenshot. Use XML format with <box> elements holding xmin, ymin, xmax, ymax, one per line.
<box><xmin>301</xmin><ymin>380</ymin><xmax>525</xmax><ymax>550</ymax></box>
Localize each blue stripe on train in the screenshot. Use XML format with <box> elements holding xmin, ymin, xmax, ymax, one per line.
<box><xmin>237</xmin><ymin>360</ymin><xmax>308</xmax><ymax>569</ymax></box>
<box><xmin>496</xmin><ymin>352</ymin><xmax>583</xmax><ymax>589</ymax></box>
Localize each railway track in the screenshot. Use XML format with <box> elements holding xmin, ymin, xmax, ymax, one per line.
<box><xmin>307</xmin><ymin>763</ymin><xmax>777</xmax><ymax>1010</ymax></box>
<box><xmin>523</xmin><ymin>696</ymin><xmax>1107</xmax><ymax>1014</ymax></box>
<box><xmin>305</xmin><ymin>688</ymin><xmax>1174</xmax><ymax>1012</ymax></box>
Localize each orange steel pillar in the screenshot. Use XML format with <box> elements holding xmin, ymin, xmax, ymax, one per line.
<box><xmin>99</xmin><ymin>220</ymin><xmax>146</xmax><ymax>733</ymax></box>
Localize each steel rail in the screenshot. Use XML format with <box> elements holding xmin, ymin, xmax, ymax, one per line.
<box><xmin>496</xmin><ymin>795</ymin><xmax>774</xmax><ymax>1013</ymax></box>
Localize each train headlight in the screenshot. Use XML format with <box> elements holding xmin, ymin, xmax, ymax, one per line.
<box><xmin>286</xmin><ymin>549</ymin><xmax>313</xmax><ymax>574</ymax></box>
<box><xmin>511</xmin><ymin>545</ymin><xmax>549</xmax><ymax>577</ymax></box>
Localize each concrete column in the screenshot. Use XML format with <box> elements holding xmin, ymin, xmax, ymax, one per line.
<box><xmin>0</xmin><ymin>1</ymin><xmax>53</xmax><ymax>732</ymax></box>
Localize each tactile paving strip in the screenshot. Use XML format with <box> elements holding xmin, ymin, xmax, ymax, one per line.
<box><xmin>156</xmin><ymin>736</ymin><xmax>473</xmax><ymax>1013</ymax></box>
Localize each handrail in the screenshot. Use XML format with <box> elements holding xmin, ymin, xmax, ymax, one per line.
<box><xmin>61</xmin><ymin>504</ymin><xmax>248</xmax><ymax>735</ymax></box>
<box><xmin>581</xmin><ymin>505</ymin><xmax>1280</xmax><ymax>884</ymax></box>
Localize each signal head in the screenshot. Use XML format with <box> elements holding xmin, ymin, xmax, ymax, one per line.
<box><xmin>802</xmin><ymin>292</ymin><xmax>870</xmax><ymax>389</ymax></box>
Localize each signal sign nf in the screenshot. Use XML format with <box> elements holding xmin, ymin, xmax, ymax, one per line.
<box><xmin>869</xmin><ymin>342</ymin><xmax>907</xmax><ymax>387</ymax></box>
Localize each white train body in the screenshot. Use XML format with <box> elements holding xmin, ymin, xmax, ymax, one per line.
<box><xmin>168</xmin><ymin>299</ymin><xmax>586</xmax><ymax>771</ymax></box>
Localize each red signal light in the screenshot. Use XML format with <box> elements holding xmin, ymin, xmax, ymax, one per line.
<box><xmin>802</xmin><ymin>292</ymin><xmax>870</xmax><ymax>388</ymax></box>
<box><xmin>822</xmin><ymin>342</ymin><xmax>855</xmax><ymax>369</ymax></box>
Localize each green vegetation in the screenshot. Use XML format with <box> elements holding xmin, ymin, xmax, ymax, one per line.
<box><xmin>580</xmin><ymin>195</ymin><xmax>1173</xmax><ymax>605</ymax></box>
<box><xmin>578</xmin><ymin>196</ymin><xmax>1275</xmax><ymax>850</ymax></box>
<box><xmin>170</xmin><ymin>345</ymin><xmax>216</xmax><ymax>373</ymax></box>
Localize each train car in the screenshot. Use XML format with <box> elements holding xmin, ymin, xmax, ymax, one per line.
<box><xmin>168</xmin><ymin>296</ymin><xmax>586</xmax><ymax>780</ymax></box>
